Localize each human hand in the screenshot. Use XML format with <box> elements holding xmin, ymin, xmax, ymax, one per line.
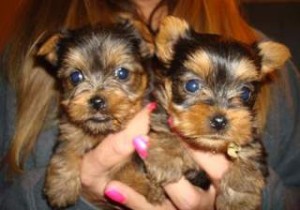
<box><xmin>104</xmin><ymin>150</ymin><xmax>229</xmax><ymax>210</ymax></box>
<box><xmin>80</xmin><ymin>101</ymin><xmax>229</xmax><ymax>210</ymax></box>
<box><xmin>80</xmin><ymin>102</ymin><xmax>156</xmax><ymax>203</ymax></box>
<box><xmin>164</xmin><ymin>151</ymin><xmax>230</xmax><ymax>210</ymax></box>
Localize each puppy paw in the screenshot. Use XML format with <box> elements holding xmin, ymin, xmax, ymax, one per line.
<box><xmin>145</xmin><ymin>132</ymin><xmax>198</xmax><ymax>185</ymax></box>
<box><xmin>145</xmin><ymin>183</ymin><xmax>167</xmax><ymax>204</ymax></box>
<box><xmin>216</xmin><ymin>188</ymin><xmax>261</xmax><ymax>210</ymax></box>
<box><xmin>45</xmin><ymin>171</ymin><xmax>81</xmax><ymax>207</ymax></box>
<box><xmin>44</xmin><ymin>155</ymin><xmax>82</xmax><ymax>207</ymax></box>
<box><xmin>216</xmin><ymin>161</ymin><xmax>265</xmax><ymax>210</ymax></box>
<box><xmin>145</xmin><ymin>155</ymin><xmax>186</xmax><ymax>185</ymax></box>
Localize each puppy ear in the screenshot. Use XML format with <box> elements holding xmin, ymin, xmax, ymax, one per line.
<box><xmin>155</xmin><ymin>16</ymin><xmax>190</xmax><ymax>66</ymax></box>
<box><xmin>258</xmin><ymin>41</ymin><xmax>291</xmax><ymax>77</ymax></box>
<box><xmin>36</xmin><ymin>33</ymin><xmax>64</xmax><ymax>67</ymax></box>
<box><xmin>116</xmin><ymin>14</ymin><xmax>154</xmax><ymax>58</ymax></box>
<box><xmin>130</xmin><ymin>19</ymin><xmax>155</xmax><ymax>58</ymax></box>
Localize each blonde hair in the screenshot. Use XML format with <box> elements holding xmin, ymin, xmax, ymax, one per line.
<box><xmin>3</xmin><ymin>0</ymin><xmax>268</xmax><ymax>174</ymax></box>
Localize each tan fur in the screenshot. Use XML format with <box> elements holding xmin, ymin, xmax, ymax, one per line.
<box><xmin>147</xmin><ymin>16</ymin><xmax>291</xmax><ymax>210</ymax></box>
<box><xmin>37</xmin><ymin>34</ymin><xmax>63</xmax><ymax>65</ymax></box>
<box><xmin>40</xmin><ymin>23</ymin><xmax>159</xmax><ymax>208</ymax></box>
<box><xmin>184</xmin><ymin>50</ymin><xmax>212</xmax><ymax>78</ymax></box>
<box><xmin>169</xmin><ymin>105</ymin><xmax>253</xmax><ymax>153</ymax></box>
<box><xmin>155</xmin><ymin>16</ymin><xmax>190</xmax><ymax>66</ymax></box>
<box><xmin>63</xmin><ymin>50</ymin><xmax>90</xmax><ymax>72</ymax></box>
<box><xmin>258</xmin><ymin>41</ymin><xmax>291</xmax><ymax>76</ymax></box>
<box><xmin>6</xmin><ymin>0</ymin><xmax>262</xmax><ymax>176</ymax></box>
<box><xmin>231</xmin><ymin>58</ymin><xmax>259</xmax><ymax>81</ymax></box>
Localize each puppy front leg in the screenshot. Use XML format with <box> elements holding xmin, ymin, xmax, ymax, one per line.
<box><xmin>145</xmin><ymin>131</ymin><xmax>198</xmax><ymax>186</ymax></box>
<box><xmin>216</xmin><ymin>142</ymin><xmax>267</xmax><ymax>210</ymax></box>
<box><xmin>44</xmin><ymin>143</ymin><xmax>82</xmax><ymax>208</ymax></box>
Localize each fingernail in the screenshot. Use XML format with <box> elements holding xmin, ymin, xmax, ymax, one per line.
<box><xmin>105</xmin><ymin>187</ymin><xmax>126</xmax><ymax>204</ymax></box>
<box><xmin>133</xmin><ymin>136</ymin><xmax>148</xmax><ymax>159</ymax></box>
<box><xmin>167</xmin><ymin>116</ymin><xmax>173</xmax><ymax>127</ymax></box>
<box><xmin>146</xmin><ymin>102</ymin><xmax>157</xmax><ymax>112</ymax></box>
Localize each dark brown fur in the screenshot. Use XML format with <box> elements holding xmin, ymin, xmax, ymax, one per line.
<box><xmin>37</xmin><ymin>17</ymin><xmax>290</xmax><ymax>209</ymax></box>
<box><xmin>144</xmin><ymin>16</ymin><xmax>291</xmax><ymax>210</ymax></box>
<box><xmin>36</xmin><ymin>21</ymin><xmax>161</xmax><ymax>208</ymax></box>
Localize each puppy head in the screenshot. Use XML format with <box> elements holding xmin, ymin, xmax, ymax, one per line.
<box><xmin>37</xmin><ymin>22</ymin><xmax>151</xmax><ymax>135</ymax></box>
<box><xmin>156</xmin><ymin>16</ymin><xmax>290</xmax><ymax>151</ymax></box>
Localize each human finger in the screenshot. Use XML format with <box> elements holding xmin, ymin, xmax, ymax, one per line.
<box><xmin>164</xmin><ymin>177</ymin><xmax>216</xmax><ymax>210</ymax></box>
<box><xmin>82</xmin><ymin>102</ymin><xmax>155</xmax><ymax>174</ymax></box>
<box><xmin>80</xmin><ymin>103</ymin><xmax>156</xmax><ymax>196</ymax></box>
<box><xmin>104</xmin><ymin>181</ymin><xmax>177</xmax><ymax>210</ymax></box>
<box><xmin>187</xmin><ymin>149</ymin><xmax>229</xmax><ymax>186</ymax></box>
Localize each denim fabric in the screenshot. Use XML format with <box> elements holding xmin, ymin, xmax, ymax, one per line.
<box><xmin>0</xmin><ymin>168</ymin><xmax>98</xmax><ymax>210</ymax></box>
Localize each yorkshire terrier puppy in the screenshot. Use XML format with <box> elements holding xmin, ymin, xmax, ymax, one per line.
<box><xmin>145</xmin><ymin>16</ymin><xmax>291</xmax><ymax>210</ymax></box>
<box><xmin>36</xmin><ymin>21</ymin><xmax>156</xmax><ymax>208</ymax></box>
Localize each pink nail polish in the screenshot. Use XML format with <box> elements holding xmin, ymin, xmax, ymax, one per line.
<box><xmin>146</xmin><ymin>102</ymin><xmax>157</xmax><ymax>112</ymax></box>
<box><xmin>105</xmin><ymin>188</ymin><xmax>126</xmax><ymax>204</ymax></box>
<box><xmin>133</xmin><ymin>136</ymin><xmax>148</xmax><ymax>159</ymax></box>
<box><xmin>167</xmin><ymin>117</ymin><xmax>173</xmax><ymax>127</ymax></box>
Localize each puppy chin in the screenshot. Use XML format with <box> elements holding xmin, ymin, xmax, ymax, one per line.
<box><xmin>182</xmin><ymin>133</ymin><xmax>228</xmax><ymax>152</ymax></box>
<box><xmin>81</xmin><ymin>118</ymin><xmax>122</xmax><ymax>135</ymax></box>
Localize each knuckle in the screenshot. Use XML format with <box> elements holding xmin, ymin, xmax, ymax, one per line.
<box><xmin>177</xmin><ymin>192</ymin><xmax>202</xmax><ymax>210</ymax></box>
<box><xmin>111</xmin><ymin>133</ymin><xmax>133</xmax><ymax>157</ymax></box>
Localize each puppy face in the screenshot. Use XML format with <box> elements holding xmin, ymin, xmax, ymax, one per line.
<box><xmin>37</xmin><ymin>23</ymin><xmax>151</xmax><ymax>135</ymax></box>
<box><xmin>166</xmin><ymin>43</ymin><xmax>259</xmax><ymax>151</ymax></box>
<box><xmin>156</xmin><ymin>17</ymin><xmax>290</xmax><ymax>151</ymax></box>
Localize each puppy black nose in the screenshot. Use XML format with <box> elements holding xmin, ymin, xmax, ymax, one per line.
<box><xmin>210</xmin><ymin>115</ymin><xmax>227</xmax><ymax>130</ymax></box>
<box><xmin>89</xmin><ymin>96</ymin><xmax>106</xmax><ymax>110</ymax></box>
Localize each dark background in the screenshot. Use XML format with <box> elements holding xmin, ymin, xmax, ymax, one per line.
<box><xmin>241</xmin><ymin>1</ymin><xmax>300</xmax><ymax>69</ymax></box>
<box><xmin>0</xmin><ymin>1</ymin><xmax>299</xmax><ymax>69</ymax></box>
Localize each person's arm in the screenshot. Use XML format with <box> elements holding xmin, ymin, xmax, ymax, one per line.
<box><xmin>0</xmin><ymin>60</ymin><xmax>16</xmax><ymax>195</ymax></box>
<box><xmin>262</xmin><ymin>60</ymin><xmax>300</xmax><ymax>210</ymax></box>
<box><xmin>0</xmin><ymin>167</ymin><xmax>103</xmax><ymax>210</ymax></box>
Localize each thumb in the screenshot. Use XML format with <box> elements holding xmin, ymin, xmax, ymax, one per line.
<box><xmin>84</xmin><ymin>102</ymin><xmax>156</xmax><ymax>172</ymax></box>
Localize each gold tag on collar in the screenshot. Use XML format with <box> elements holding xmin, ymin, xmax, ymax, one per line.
<box><xmin>227</xmin><ymin>142</ymin><xmax>241</xmax><ymax>159</ymax></box>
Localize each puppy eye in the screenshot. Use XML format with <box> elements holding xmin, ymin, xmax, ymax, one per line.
<box><xmin>185</xmin><ymin>79</ymin><xmax>201</xmax><ymax>93</ymax></box>
<box><xmin>240</xmin><ymin>86</ymin><xmax>252</xmax><ymax>102</ymax></box>
<box><xmin>70</xmin><ymin>70</ymin><xmax>84</xmax><ymax>86</ymax></box>
<box><xmin>115</xmin><ymin>67</ymin><xmax>130</xmax><ymax>80</ymax></box>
